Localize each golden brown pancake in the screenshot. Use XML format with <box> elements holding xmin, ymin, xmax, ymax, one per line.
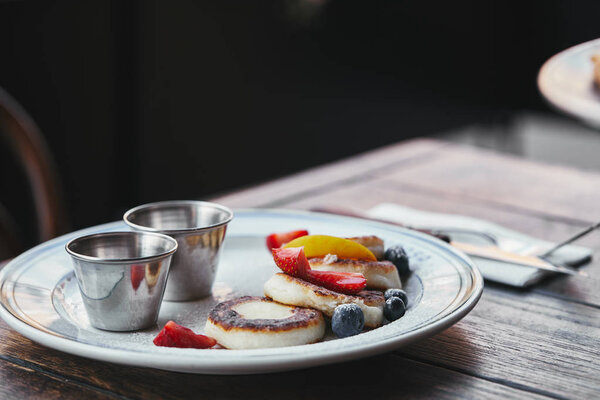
<box><xmin>204</xmin><ymin>296</ymin><xmax>325</xmax><ymax>349</ymax></box>
<box><xmin>309</xmin><ymin>254</ymin><xmax>401</xmax><ymax>290</ymax></box>
<box><xmin>347</xmin><ymin>235</ymin><xmax>385</xmax><ymax>260</ymax></box>
<box><xmin>263</xmin><ymin>273</ymin><xmax>385</xmax><ymax>328</ymax></box>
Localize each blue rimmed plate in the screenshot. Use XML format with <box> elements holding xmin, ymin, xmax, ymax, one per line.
<box><xmin>0</xmin><ymin>209</ymin><xmax>483</xmax><ymax>374</ymax></box>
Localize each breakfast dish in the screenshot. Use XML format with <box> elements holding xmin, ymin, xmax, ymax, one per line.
<box><xmin>203</xmin><ymin>231</ymin><xmax>394</xmax><ymax>347</ymax></box>
<box><xmin>0</xmin><ymin>209</ymin><xmax>482</xmax><ymax>374</ymax></box>
<box><xmin>199</xmin><ymin>230</ymin><xmax>399</xmax><ymax>347</ymax></box>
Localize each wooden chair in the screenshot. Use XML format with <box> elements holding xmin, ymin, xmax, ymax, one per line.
<box><xmin>0</xmin><ymin>86</ymin><xmax>69</xmax><ymax>260</ymax></box>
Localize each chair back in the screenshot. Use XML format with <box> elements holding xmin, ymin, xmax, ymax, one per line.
<box><xmin>0</xmin><ymin>86</ymin><xmax>69</xmax><ymax>256</ymax></box>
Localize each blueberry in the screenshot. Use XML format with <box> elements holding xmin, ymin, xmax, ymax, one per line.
<box><xmin>331</xmin><ymin>304</ymin><xmax>365</xmax><ymax>338</ymax></box>
<box><xmin>383</xmin><ymin>297</ymin><xmax>406</xmax><ymax>321</ymax></box>
<box><xmin>384</xmin><ymin>288</ymin><xmax>408</xmax><ymax>307</ymax></box>
<box><xmin>384</xmin><ymin>245</ymin><xmax>410</xmax><ymax>275</ymax></box>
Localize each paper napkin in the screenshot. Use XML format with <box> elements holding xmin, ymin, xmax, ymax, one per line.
<box><xmin>366</xmin><ymin>203</ymin><xmax>592</xmax><ymax>287</ymax></box>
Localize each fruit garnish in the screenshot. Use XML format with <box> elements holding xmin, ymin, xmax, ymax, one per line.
<box><xmin>130</xmin><ymin>264</ymin><xmax>145</xmax><ymax>290</ymax></box>
<box><xmin>153</xmin><ymin>321</ymin><xmax>217</xmax><ymax>349</ymax></box>
<box><xmin>383</xmin><ymin>297</ymin><xmax>406</xmax><ymax>321</ymax></box>
<box><xmin>283</xmin><ymin>235</ymin><xmax>377</xmax><ymax>261</ymax></box>
<box><xmin>384</xmin><ymin>288</ymin><xmax>408</xmax><ymax>306</ymax></box>
<box><xmin>272</xmin><ymin>245</ymin><xmax>367</xmax><ymax>294</ymax></box>
<box><xmin>331</xmin><ymin>304</ymin><xmax>364</xmax><ymax>338</ymax></box>
<box><xmin>272</xmin><ymin>247</ymin><xmax>311</xmax><ymax>278</ymax></box>
<box><xmin>305</xmin><ymin>269</ymin><xmax>367</xmax><ymax>294</ymax></box>
<box><xmin>266</xmin><ymin>230</ymin><xmax>309</xmax><ymax>250</ymax></box>
<box><xmin>384</xmin><ymin>245</ymin><xmax>410</xmax><ymax>275</ymax></box>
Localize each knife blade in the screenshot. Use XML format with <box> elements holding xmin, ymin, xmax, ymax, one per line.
<box><xmin>449</xmin><ymin>241</ymin><xmax>586</xmax><ymax>276</ymax></box>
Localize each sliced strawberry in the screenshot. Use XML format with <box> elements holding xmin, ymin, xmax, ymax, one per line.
<box><xmin>153</xmin><ymin>321</ymin><xmax>217</xmax><ymax>349</ymax></box>
<box><xmin>130</xmin><ymin>264</ymin><xmax>145</xmax><ymax>290</ymax></box>
<box><xmin>305</xmin><ymin>270</ymin><xmax>367</xmax><ymax>295</ymax></box>
<box><xmin>266</xmin><ymin>229</ymin><xmax>309</xmax><ymax>250</ymax></box>
<box><xmin>272</xmin><ymin>246</ymin><xmax>311</xmax><ymax>278</ymax></box>
<box><xmin>271</xmin><ymin>244</ymin><xmax>365</xmax><ymax>294</ymax></box>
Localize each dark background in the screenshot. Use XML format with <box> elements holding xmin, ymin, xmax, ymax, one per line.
<box><xmin>1</xmin><ymin>0</ymin><xmax>600</xmax><ymax>251</ymax></box>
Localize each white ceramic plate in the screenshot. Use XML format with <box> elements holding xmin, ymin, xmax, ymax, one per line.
<box><xmin>538</xmin><ymin>38</ymin><xmax>600</xmax><ymax>128</ymax></box>
<box><xmin>0</xmin><ymin>209</ymin><xmax>483</xmax><ymax>374</ymax></box>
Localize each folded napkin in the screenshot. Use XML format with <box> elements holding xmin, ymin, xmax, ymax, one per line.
<box><xmin>366</xmin><ymin>203</ymin><xmax>592</xmax><ymax>287</ymax></box>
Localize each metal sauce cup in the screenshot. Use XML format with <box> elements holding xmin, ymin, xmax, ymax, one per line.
<box><xmin>123</xmin><ymin>201</ymin><xmax>233</xmax><ymax>301</ymax></box>
<box><xmin>66</xmin><ymin>231</ymin><xmax>177</xmax><ymax>331</ymax></box>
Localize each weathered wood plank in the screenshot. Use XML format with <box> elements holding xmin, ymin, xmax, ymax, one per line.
<box><xmin>212</xmin><ymin>137</ymin><xmax>600</xmax><ymax>226</ymax></box>
<box><xmin>301</xmin><ymin>354</ymin><xmax>551</xmax><ymax>400</ymax></box>
<box><xmin>212</xmin><ymin>136</ymin><xmax>600</xmax><ymax>225</ymax></box>
<box><xmin>0</xmin><ymin>357</ymin><xmax>112</xmax><ymax>400</ymax></box>
<box><xmin>0</xmin><ymin>319</ymin><xmax>550</xmax><ymax>400</ymax></box>
<box><xmin>397</xmin><ymin>286</ymin><xmax>600</xmax><ymax>400</ymax></box>
<box><xmin>374</xmin><ymin>141</ymin><xmax>600</xmax><ymax>224</ymax></box>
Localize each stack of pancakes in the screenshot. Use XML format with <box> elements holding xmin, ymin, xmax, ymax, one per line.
<box><xmin>205</xmin><ymin>236</ymin><xmax>402</xmax><ymax>349</ymax></box>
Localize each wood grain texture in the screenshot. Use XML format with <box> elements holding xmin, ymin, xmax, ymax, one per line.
<box><xmin>398</xmin><ymin>286</ymin><xmax>600</xmax><ymax>400</ymax></box>
<box><xmin>211</xmin><ymin>137</ymin><xmax>600</xmax><ymax>224</ymax></box>
<box><xmin>0</xmin><ymin>357</ymin><xmax>112</xmax><ymax>400</ymax></box>
<box><xmin>374</xmin><ymin>142</ymin><xmax>600</xmax><ymax>225</ymax></box>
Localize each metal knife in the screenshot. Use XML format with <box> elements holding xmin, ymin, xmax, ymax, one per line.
<box><xmin>450</xmin><ymin>241</ymin><xmax>587</xmax><ymax>276</ymax></box>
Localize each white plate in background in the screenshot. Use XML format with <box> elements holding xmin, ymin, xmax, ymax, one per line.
<box><xmin>538</xmin><ymin>38</ymin><xmax>600</xmax><ymax>128</ymax></box>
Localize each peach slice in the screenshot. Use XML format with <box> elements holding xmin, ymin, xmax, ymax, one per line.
<box><xmin>283</xmin><ymin>235</ymin><xmax>377</xmax><ymax>261</ymax></box>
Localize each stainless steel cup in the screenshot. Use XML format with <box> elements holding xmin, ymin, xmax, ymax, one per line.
<box><xmin>123</xmin><ymin>200</ymin><xmax>233</xmax><ymax>301</ymax></box>
<box><xmin>65</xmin><ymin>231</ymin><xmax>177</xmax><ymax>331</ymax></box>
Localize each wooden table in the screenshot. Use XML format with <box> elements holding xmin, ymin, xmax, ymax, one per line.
<box><xmin>1</xmin><ymin>138</ymin><xmax>599</xmax><ymax>399</ymax></box>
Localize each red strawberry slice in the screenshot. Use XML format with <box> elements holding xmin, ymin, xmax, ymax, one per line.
<box><xmin>153</xmin><ymin>321</ymin><xmax>217</xmax><ymax>349</ymax></box>
<box><xmin>130</xmin><ymin>264</ymin><xmax>145</xmax><ymax>290</ymax></box>
<box><xmin>272</xmin><ymin>246</ymin><xmax>311</xmax><ymax>278</ymax></box>
<box><xmin>305</xmin><ymin>270</ymin><xmax>367</xmax><ymax>295</ymax></box>
<box><xmin>266</xmin><ymin>229</ymin><xmax>308</xmax><ymax>250</ymax></box>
